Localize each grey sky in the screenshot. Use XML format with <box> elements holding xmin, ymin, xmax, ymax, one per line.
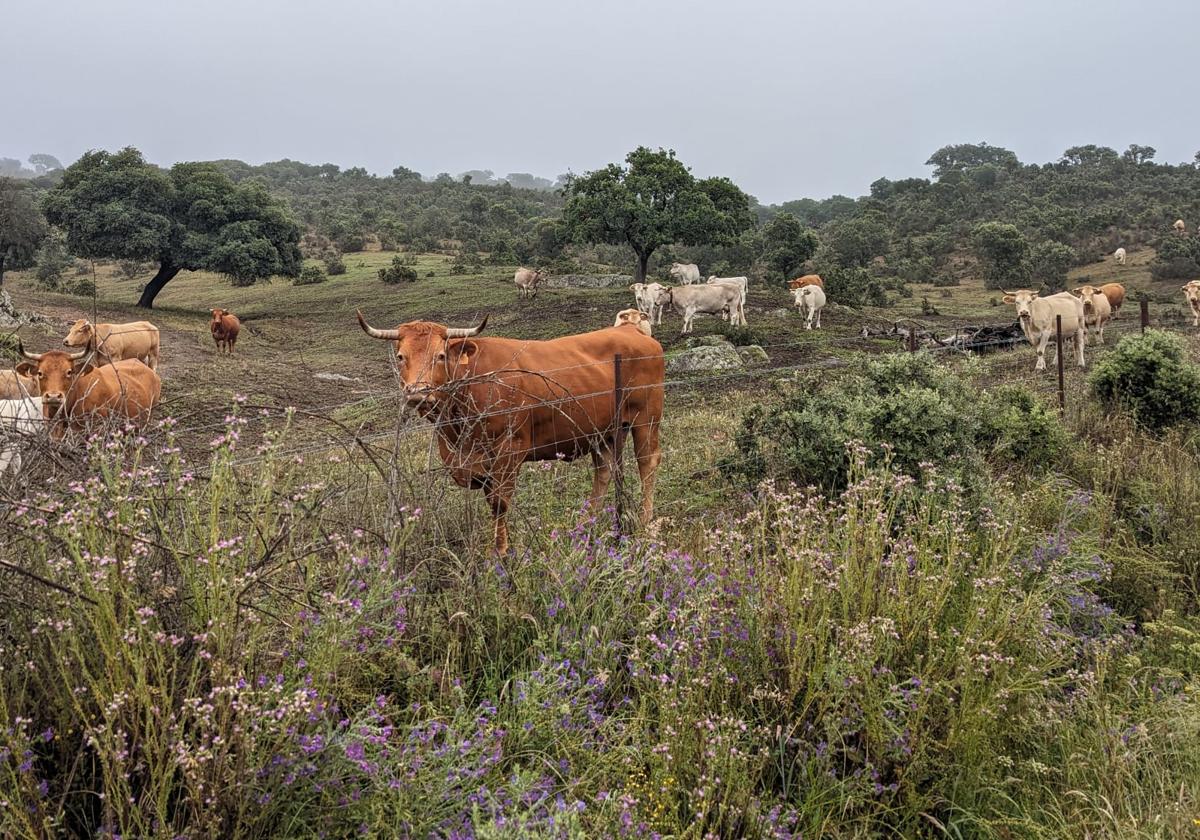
<box><xmin>4</xmin><ymin>0</ymin><xmax>1196</xmax><ymax>204</ymax></box>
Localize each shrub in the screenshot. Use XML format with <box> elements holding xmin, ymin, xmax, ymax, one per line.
<box><xmin>1149</xmin><ymin>235</ymin><xmax>1200</xmax><ymax>281</ymax></box>
<box><xmin>1088</xmin><ymin>330</ymin><xmax>1200</xmax><ymax>429</ymax></box>
<box><xmin>294</xmin><ymin>264</ymin><xmax>328</xmax><ymax>286</ymax></box>
<box><xmin>379</xmin><ymin>257</ymin><xmax>418</xmax><ymax>284</ymax></box>
<box><xmin>337</xmin><ymin>232</ymin><xmax>367</xmax><ymax>253</ymax></box>
<box><xmin>930</xmin><ymin>273</ymin><xmax>959</xmax><ymax>287</ymax></box>
<box><xmin>34</xmin><ymin>232</ymin><xmax>73</xmax><ymax>289</ymax></box>
<box><xmin>116</xmin><ymin>259</ymin><xmax>150</xmax><ymax>280</ymax></box>
<box><xmin>977</xmin><ymin>384</ymin><xmax>1068</xmax><ymax>469</ymax></box>
<box><xmin>322</xmin><ymin>251</ymin><xmax>346</xmax><ymax>276</ymax></box>
<box><xmin>718</xmin><ymin>324</ymin><xmax>761</xmax><ymax>346</ymax></box>
<box><xmin>724</xmin><ymin>352</ymin><xmax>983</xmax><ymax>492</ymax></box>
<box><xmin>67</xmin><ymin>275</ymin><xmax>96</xmax><ymax>298</ymax></box>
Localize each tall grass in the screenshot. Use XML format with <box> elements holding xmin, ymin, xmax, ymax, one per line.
<box><xmin>0</xmin><ymin>409</ymin><xmax>1197</xmax><ymax>838</ymax></box>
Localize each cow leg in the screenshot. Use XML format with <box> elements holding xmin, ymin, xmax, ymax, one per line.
<box><xmin>586</xmin><ymin>446</ymin><xmax>614</xmax><ymax>514</ymax></box>
<box><xmin>631</xmin><ymin>418</ymin><xmax>662</xmax><ymax>527</ymax></box>
<box><xmin>815</xmin><ymin>308</ymin><xmax>822</xmax><ymax>329</ymax></box>
<box><xmin>483</xmin><ymin>466</ymin><xmax>519</xmax><ymax>555</ymax></box>
<box><xmin>1036</xmin><ymin>330</ymin><xmax>1050</xmax><ymax>371</ymax></box>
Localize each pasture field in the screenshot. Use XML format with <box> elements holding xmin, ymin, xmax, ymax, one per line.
<box><xmin>1</xmin><ymin>255</ymin><xmax>1199</xmax><ymax>838</ymax></box>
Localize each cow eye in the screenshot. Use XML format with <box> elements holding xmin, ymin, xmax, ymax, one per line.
<box><xmin>436</xmin><ymin>352</ymin><xmax>447</xmax><ymax>362</ymax></box>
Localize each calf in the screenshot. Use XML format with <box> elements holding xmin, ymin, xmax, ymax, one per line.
<box><xmin>787</xmin><ymin>274</ymin><xmax>824</xmax><ymax>290</ymax></box>
<box><xmin>1098</xmin><ymin>283</ymin><xmax>1125</xmax><ymax>318</ymax></box>
<box><xmin>0</xmin><ymin>369</ymin><xmax>36</xmax><ymax>400</ymax></box>
<box><xmin>1183</xmin><ymin>281</ymin><xmax>1200</xmax><ymax>327</ymax></box>
<box><xmin>792</xmin><ymin>284</ymin><xmax>826</xmax><ymax>329</ymax></box>
<box><xmin>706</xmin><ymin>275</ymin><xmax>748</xmax><ymax>326</ymax></box>
<box><xmin>210</xmin><ymin>308</ymin><xmax>241</xmax><ymax>354</ymax></box>
<box><xmin>0</xmin><ymin>396</ymin><xmax>41</xmax><ymax>474</ymax></box>
<box><xmin>1002</xmin><ymin>290</ymin><xmax>1087</xmax><ymax>371</ymax></box>
<box><xmin>1072</xmin><ymin>285</ymin><xmax>1112</xmax><ymax>343</ymax></box>
<box><xmin>62</xmin><ymin>319</ymin><xmax>160</xmax><ymax>370</ymax></box>
<box><xmin>514</xmin><ymin>267</ymin><xmax>544</xmax><ymax>298</ymax></box>
<box><xmin>668</xmin><ymin>262</ymin><xmax>701</xmax><ymax>285</ymax></box>
<box><xmin>654</xmin><ymin>283</ymin><xmax>742</xmax><ymax>335</ymax></box>
<box><xmin>1113</xmin><ymin>247</ymin><xmax>1126</xmax><ymax>265</ymax></box>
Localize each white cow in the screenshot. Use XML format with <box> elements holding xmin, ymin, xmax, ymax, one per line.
<box><xmin>654</xmin><ymin>283</ymin><xmax>742</xmax><ymax>335</ymax></box>
<box><xmin>1174</xmin><ymin>219</ymin><xmax>1187</xmax><ymax>235</ymax></box>
<box><xmin>1183</xmin><ymin>281</ymin><xmax>1200</xmax><ymax>326</ymax></box>
<box><xmin>0</xmin><ymin>396</ymin><xmax>42</xmax><ymax>474</ymax></box>
<box><xmin>706</xmin><ymin>275</ymin><xmax>748</xmax><ymax>326</ymax></box>
<box><xmin>1113</xmin><ymin>247</ymin><xmax>1126</xmax><ymax>265</ymax></box>
<box><xmin>613</xmin><ymin>308</ymin><xmax>653</xmax><ymax>336</ymax></box>
<box><xmin>1072</xmin><ymin>285</ymin><xmax>1112</xmax><ymax>344</ymax></box>
<box><xmin>792</xmin><ymin>284</ymin><xmax>827</xmax><ymax>330</ymax></box>
<box><xmin>668</xmin><ymin>262</ymin><xmax>701</xmax><ymax>285</ymax></box>
<box><xmin>514</xmin><ymin>267</ymin><xmax>545</xmax><ymax>298</ymax></box>
<box><xmin>1003</xmin><ymin>289</ymin><xmax>1087</xmax><ymax>371</ymax></box>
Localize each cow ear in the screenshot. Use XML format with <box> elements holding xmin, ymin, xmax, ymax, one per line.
<box><xmin>454</xmin><ymin>340</ymin><xmax>478</xmax><ymax>366</ymax></box>
<box><xmin>14</xmin><ymin>362</ymin><xmax>36</xmax><ymax>377</ymax></box>
<box><xmin>1002</xmin><ymin>295</ymin><xmax>1016</xmax><ymax>304</ymax></box>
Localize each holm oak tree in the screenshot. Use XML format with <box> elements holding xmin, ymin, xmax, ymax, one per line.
<box><xmin>44</xmin><ymin>148</ymin><xmax>301</xmax><ymax>308</ymax></box>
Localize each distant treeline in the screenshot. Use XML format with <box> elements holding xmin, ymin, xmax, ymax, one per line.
<box><xmin>7</xmin><ymin>142</ymin><xmax>1200</xmax><ymax>305</ymax></box>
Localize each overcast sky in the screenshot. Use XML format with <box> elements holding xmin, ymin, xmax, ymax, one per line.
<box><xmin>3</xmin><ymin>0</ymin><xmax>1196</xmax><ymax>204</ymax></box>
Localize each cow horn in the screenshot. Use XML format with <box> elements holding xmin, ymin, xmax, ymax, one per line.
<box><xmin>67</xmin><ymin>349</ymin><xmax>86</xmax><ymax>361</ymax></box>
<box><xmin>17</xmin><ymin>341</ymin><xmax>41</xmax><ymax>362</ymax></box>
<box><xmin>356</xmin><ymin>310</ymin><xmax>401</xmax><ymax>341</ymax></box>
<box><xmin>446</xmin><ymin>315</ymin><xmax>488</xmax><ymax>339</ymax></box>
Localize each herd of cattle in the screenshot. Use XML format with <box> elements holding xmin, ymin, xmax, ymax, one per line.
<box><xmin>0</xmin><ymin>252</ymin><xmax>1195</xmax><ymax>552</ymax></box>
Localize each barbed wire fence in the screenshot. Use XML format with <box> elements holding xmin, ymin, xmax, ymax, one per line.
<box><xmin>1</xmin><ymin>298</ymin><xmax>1197</xmax><ymax>560</ymax></box>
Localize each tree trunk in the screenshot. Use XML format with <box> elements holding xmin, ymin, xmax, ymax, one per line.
<box><xmin>0</xmin><ymin>253</ymin><xmax>5</xmax><ymax>288</ymax></box>
<box><xmin>137</xmin><ymin>262</ymin><xmax>181</xmax><ymax>309</ymax></box>
<box><xmin>635</xmin><ymin>251</ymin><xmax>651</xmax><ymax>283</ymax></box>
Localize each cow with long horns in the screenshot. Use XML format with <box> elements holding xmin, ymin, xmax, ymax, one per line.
<box><xmin>15</xmin><ymin>343</ymin><xmax>161</xmax><ymax>441</ymax></box>
<box><xmin>356</xmin><ymin>311</ymin><xmax>665</xmax><ymax>553</ymax></box>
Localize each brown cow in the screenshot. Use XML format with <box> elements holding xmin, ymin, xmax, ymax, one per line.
<box><xmin>210</xmin><ymin>309</ymin><xmax>241</xmax><ymax>354</ymax></box>
<box><xmin>1098</xmin><ymin>283</ymin><xmax>1125</xmax><ymax>317</ymax></box>
<box><xmin>787</xmin><ymin>274</ymin><xmax>824</xmax><ymax>291</ymax></box>
<box><xmin>15</xmin><ymin>345</ymin><xmax>161</xmax><ymax>441</ymax></box>
<box><xmin>356</xmin><ymin>311</ymin><xmax>665</xmax><ymax>553</ymax></box>
<box><xmin>0</xmin><ymin>369</ymin><xmax>36</xmax><ymax>399</ymax></box>
<box><xmin>63</xmin><ymin>319</ymin><xmax>160</xmax><ymax>370</ymax></box>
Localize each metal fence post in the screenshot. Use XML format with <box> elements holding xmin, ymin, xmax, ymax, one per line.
<box><xmin>1140</xmin><ymin>299</ymin><xmax>1150</xmax><ymax>333</ymax></box>
<box><xmin>1056</xmin><ymin>314</ymin><xmax>1065</xmax><ymax>412</ymax></box>
<box><xmin>612</xmin><ymin>353</ymin><xmax>626</xmax><ymax>533</ymax></box>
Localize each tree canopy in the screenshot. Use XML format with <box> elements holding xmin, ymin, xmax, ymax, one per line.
<box><xmin>0</xmin><ymin>177</ymin><xmax>47</xmax><ymax>287</ymax></box>
<box><xmin>44</xmin><ymin>148</ymin><xmax>302</xmax><ymax>307</ymax></box>
<box><xmin>561</xmin><ymin>147</ymin><xmax>753</xmax><ymax>281</ymax></box>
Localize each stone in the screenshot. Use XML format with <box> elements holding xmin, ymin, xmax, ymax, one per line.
<box><xmin>736</xmin><ymin>345</ymin><xmax>769</xmax><ymax>365</ymax></box>
<box><xmin>665</xmin><ymin>343</ymin><xmax>745</xmax><ymax>374</ymax></box>
<box><xmin>314</xmin><ymin>372</ymin><xmax>359</xmax><ymax>383</ymax></box>
<box><xmin>542</xmin><ymin>274</ymin><xmax>634</xmax><ymax>289</ymax></box>
<box><xmin>683</xmin><ymin>335</ymin><xmax>733</xmax><ymax>349</ymax></box>
<box><xmin>768</xmin><ymin>308</ymin><xmax>792</xmax><ymax>319</ymax></box>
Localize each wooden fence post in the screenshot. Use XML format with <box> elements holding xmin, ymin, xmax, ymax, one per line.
<box><xmin>612</xmin><ymin>353</ymin><xmax>626</xmax><ymax>533</ymax></box>
<box><xmin>1056</xmin><ymin>314</ymin><xmax>1065</xmax><ymax>412</ymax></box>
<box><xmin>907</xmin><ymin>327</ymin><xmax>918</xmax><ymax>353</ymax></box>
<box><xmin>1140</xmin><ymin>299</ymin><xmax>1150</xmax><ymax>333</ymax></box>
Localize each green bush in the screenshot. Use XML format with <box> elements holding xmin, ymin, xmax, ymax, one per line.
<box><xmin>725</xmin><ymin>353</ymin><xmax>1067</xmax><ymax>492</ymax></box>
<box><xmin>322</xmin><ymin>251</ymin><xmax>346</xmax><ymax>276</ymax></box>
<box><xmin>1089</xmin><ymin>330</ymin><xmax>1200</xmax><ymax>429</ymax></box>
<box><xmin>294</xmin><ymin>264</ymin><xmax>328</xmax><ymax>286</ymax></box>
<box><xmin>977</xmin><ymin>384</ymin><xmax>1068</xmax><ymax>468</ymax></box>
<box><xmin>1150</xmin><ymin>235</ymin><xmax>1200</xmax><ymax>281</ymax></box>
<box><xmin>378</xmin><ymin>257</ymin><xmax>418</xmax><ymax>284</ymax></box>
